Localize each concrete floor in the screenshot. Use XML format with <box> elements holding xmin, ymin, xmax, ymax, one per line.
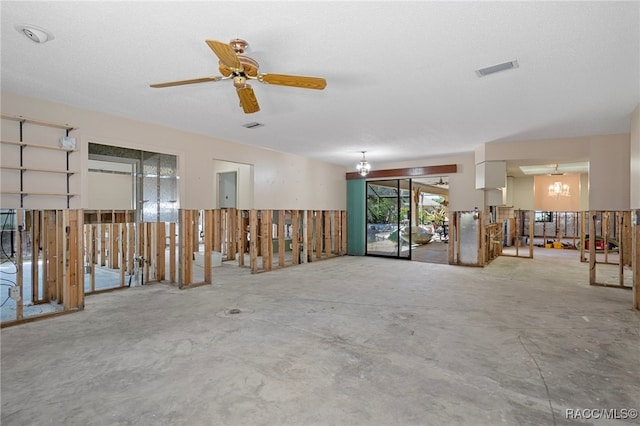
<box><xmin>1</xmin><ymin>254</ymin><xmax>639</xmax><ymax>426</ymax></box>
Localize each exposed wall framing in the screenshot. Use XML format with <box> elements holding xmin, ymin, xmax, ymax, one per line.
<box><xmin>1</xmin><ymin>209</ymin><xmax>84</xmax><ymax>328</ymax></box>
<box><xmin>587</xmin><ymin>211</ymin><xmax>633</xmax><ymax>289</ymax></box>
<box><xmin>449</xmin><ymin>210</ymin><xmax>484</xmax><ymax>266</ymax></box>
<box><xmin>633</xmin><ymin>209</ymin><xmax>640</xmax><ymax>309</ymax></box>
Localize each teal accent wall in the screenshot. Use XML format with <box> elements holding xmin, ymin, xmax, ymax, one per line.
<box><xmin>347</xmin><ymin>179</ymin><xmax>366</xmax><ymax>255</ymax></box>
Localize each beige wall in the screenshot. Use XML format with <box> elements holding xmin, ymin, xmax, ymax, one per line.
<box><xmin>508</xmin><ymin>174</ymin><xmax>588</xmax><ymax>211</ymax></box>
<box><xmin>1</xmin><ymin>92</ymin><xmax>347</xmax><ymax>210</ymax></box>
<box><xmin>483</xmin><ymin>134</ymin><xmax>630</xmax><ymax>211</ymax></box>
<box><xmin>510</xmin><ymin>176</ymin><xmax>534</xmax><ymax>210</ymax></box>
<box><xmin>88</xmin><ymin>172</ymin><xmax>133</xmax><ymax>210</ymax></box>
<box><xmin>533</xmin><ymin>174</ymin><xmax>581</xmax><ymax>211</ymax></box>
<box><xmin>373</xmin><ymin>153</ymin><xmax>484</xmax><ymax>211</ymax></box>
<box><xmin>631</xmin><ymin>104</ymin><xmax>640</xmax><ymax>209</ymax></box>
<box><xmin>588</xmin><ymin>135</ymin><xmax>630</xmax><ymax>210</ymax></box>
<box><xmin>212</xmin><ymin>159</ymin><xmax>253</xmax><ymax>209</ymax></box>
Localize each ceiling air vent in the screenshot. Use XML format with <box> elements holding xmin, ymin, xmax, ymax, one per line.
<box><xmin>242</xmin><ymin>122</ymin><xmax>264</xmax><ymax>129</ymax></box>
<box><xmin>476</xmin><ymin>60</ymin><xmax>519</xmax><ymax>77</ymax></box>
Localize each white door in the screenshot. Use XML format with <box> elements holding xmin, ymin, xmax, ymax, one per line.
<box><xmin>218</xmin><ymin>171</ymin><xmax>237</xmax><ymax>208</ymax></box>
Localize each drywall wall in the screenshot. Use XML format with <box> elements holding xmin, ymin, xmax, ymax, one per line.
<box><xmin>1</xmin><ymin>92</ymin><xmax>346</xmax><ymax>210</ymax></box>
<box><xmin>534</xmin><ymin>174</ymin><xmax>581</xmax><ymax>211</ymax></box>
<box><xmin>372</xmin><ymin>153</ymin><xmax>484</xmax><ymax>211</ymax></box>
<box><xmin>86</xmin><ymin>160</ymin><xmax>134</xmax><ymax>210</ymax></box>
<box><xmin>508</xmin><ymin>174</ymin><xmax>588</xmax><ymax>211</ymax></box>
<box><xmin>580</xmin><ymin>174</ymin><xmax>589</xmax><ymax>211</ymax></box>
<box><xmin>588</xmin><ymin>135</ymin><xmax>630</xmax><ymax>210</ymax></box>
<box><xmin>87</xmin><ymin>172</ymin><xmax>132</xmax><ymax>209</ymax></box>
<box><xmin>510</xmin><ymin>176</ymin><xmax>534</xmax><ymax>210</ymax></box>
<box><xmin>211</xmin><ymin>159</ymin><xmax>253</xmax><ymax>209</ymax></box>
<box><xmin>1</xmin><ymin>117</ymin><xmax>78</xmax><ymax>209</ymax></box>
<box><xmin>631</xmin><ymin>104</ymin><xmax>640</xmax><ymax>209</ymax></box>
<box><xmin>483</xmin><ymin>134</ymin><xmax>630</xmax><ymax>211</ymax></box>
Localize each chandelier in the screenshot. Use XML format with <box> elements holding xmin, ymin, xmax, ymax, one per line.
<box><xmin>547</xmin><ymin>164</ymin><xmax>570</xmax><ymax>198</ymax></box>
<box><xmin>356</xmin><ymin>151</ymin><xmax>371</xmax><ymax>177</ymax></box>
<box><xmin>548</xmin><ymin>181</ymin><xmax>570</xmax><ymax>198</ymax></box>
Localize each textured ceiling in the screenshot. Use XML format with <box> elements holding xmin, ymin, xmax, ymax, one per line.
<box><xmin>1</xmin><ymin>1</ymin><xmax>638</xmax><ymax>169</ymax></box>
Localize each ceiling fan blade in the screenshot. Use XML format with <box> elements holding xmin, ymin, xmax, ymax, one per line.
<box><xmin>206</xmin><ymin>40</ymin><xmax>242</xmax><ymax>71</ymax></box>
<box><xmin>258</xmin><ymin>73</ymin><xmax>327</xmax><ymax>90</ymax></box>
<box><xmin>150</xmin><ymin>76</ymin><xmax>222</xmax><ymax>88</ymax></box>
<box><xmin>236</xmin><ymin>85</ymin><xmax>260</xmax><ymax>114</ymax></box>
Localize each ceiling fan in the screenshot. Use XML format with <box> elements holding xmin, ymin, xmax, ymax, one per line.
<box><xmin>150</xmin><ymin>38</ymin><xmax>327</xmax><ymax>114</ymax></box>
<box><xmin>434</xmin><ymin>177</ymin><xmax>448</xmax><ymax>186</ymax></box>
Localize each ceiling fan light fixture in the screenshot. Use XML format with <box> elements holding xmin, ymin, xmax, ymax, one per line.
<box><xmin>15</xmin><ymin>24</ymin><xmax>54</xmax><ymax>44</ymax></box>
<box><xmin>356</xmin><ymin>151</ymin><xmax>371</xmax><ymax>177</ymax></box>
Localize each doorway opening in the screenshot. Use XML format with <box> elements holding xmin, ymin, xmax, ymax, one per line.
<box><xmin>410</xmin><ymin>177</ymin><xmax>450</xmax><ymax>264</ymax></box>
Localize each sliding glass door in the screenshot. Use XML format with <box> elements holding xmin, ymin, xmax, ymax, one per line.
<box><xmin>366</xmin><ymin>179</ymin><xmax>412</xmax><ymax>258</ymax></box>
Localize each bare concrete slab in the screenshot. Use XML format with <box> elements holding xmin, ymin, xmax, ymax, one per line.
<box><xmin>1</xmin><ymin>255</ymin><xmax>639</xmax><ymax>426</ymax></box>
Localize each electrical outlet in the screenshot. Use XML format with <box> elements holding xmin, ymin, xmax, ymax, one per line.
<box><xmin>9</xmin><ymin>286</ymin><xmax>21</xmax><ymax>301</ymax></box>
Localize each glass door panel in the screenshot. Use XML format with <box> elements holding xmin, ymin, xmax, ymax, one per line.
<box><xmin>366</xmin><ymin>179</ymin><xmax>412</xmax><ymax>259</ymax></box>
<box><xmin>398</xmin><ymin>179</ymin><xmax>412</xmax><ymax>259</ymax></box>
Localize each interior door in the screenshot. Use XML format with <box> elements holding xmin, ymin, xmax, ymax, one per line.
<box><xmin>218</xmin><ymin>171</ymin><xmax>237</xmax><ymax>208</ymax></box>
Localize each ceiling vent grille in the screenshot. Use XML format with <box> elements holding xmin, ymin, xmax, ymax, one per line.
<box><xmin>476</xmin><ymin>60</ymin><xmax>519</xmax><ymax>77</ymax></box>
<box><xmin>242</xmin><ymin>122</ymin><xmax>264</xmax><ymax>129</ymax></box>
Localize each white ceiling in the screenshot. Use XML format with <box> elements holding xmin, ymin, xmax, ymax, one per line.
<box><xmin>2</xmin><ymin>1</ymin><xmax>638</xmax><ymax>169</ymax></box>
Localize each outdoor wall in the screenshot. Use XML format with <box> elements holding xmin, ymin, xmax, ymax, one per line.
<box><xmin>1</xmin><ymin>92</ymin><xmax>346</xmax><ymax>211</ymax></box>
<box><xmin>483</xmin><ymin>134</ymin><xmax>630</xmax><ymax>211</ymax></box>
<box><xmin>631</xmin><ymin>104</ymin><xmax>640</xmax><ymax>209</ymax></box>
<box><xmin>371</xmin><ymin>153</ymin><xmax>484</xmax><ymax>211</ymax></box>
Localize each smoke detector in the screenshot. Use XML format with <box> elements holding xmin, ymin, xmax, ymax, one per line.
<box><xmin>15</xmin><ymin>24</ymin><xmax>54</xmax><ymax>44</ymax></box>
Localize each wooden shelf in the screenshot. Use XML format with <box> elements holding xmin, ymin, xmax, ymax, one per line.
<box><xmin>1</xmin><ymin>139</ymin><xmax>75</xmax><ymax>152</ymax></box>
<box><xmin>1</xmin><ymin>114</ymin><xmax>77</xmax><ymax>131</ymax></box>
<box><xmin>1</xmin><ymin>165</ymin><xmax>77</xmax><ymax>174</ymax></box>
<box><xmin>1</xmin><ymin>191</ymin><xmax>77</xmax><ymax>197</ymax></box>
<box><xmin>1</xmin><ymin>115</ymin><xmax>78</xmax><ymax>208</ymax></box>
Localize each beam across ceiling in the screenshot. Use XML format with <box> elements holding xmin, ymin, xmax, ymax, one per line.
<box><xmin>345</xmin><ymin>164</ymin><xmax>457</xmax><ymax>180</ymax></box>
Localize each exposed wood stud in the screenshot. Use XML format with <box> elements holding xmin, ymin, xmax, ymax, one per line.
<box><xmin>278</xmin><ymin>210</ymin><xmax>285</xmax><ymax>268</ymax></box>
<box><xmin>250</xmin><ymin>209</ymin><xmax>258</xmax><ymax>273</ymax></box>
<box><xmin>169</xmin><ymin>223</ymin><xmax>176</xmax><ymax>283</ymax></box>
<box><xmin>324</xmin><ymin>211</ymin><xmax>331</xmax><ymax>258</ymax></box>
<box><xmin>16</xmin><ymin>210</ymin><xmax>24</xmax><ymax>321</ymax></box>
<box><xmin>292</xmin><ymin>210</ymin><xmax>300</xmax><ymax>265</ymax></box>
<box><xmin>315</xmin><ymin>211</ymin><xmax>322</xmax><ymax>260</ymax></box>
<box><xmin>204</xmin><ymin>210</ymin><xmax>213</xmax><ymax>284</ymax></box>
<box><xmin>237</xmin><ymin>209</ymin><xmax>245</xmax><ymax>267</ymax></box>
<box><xmin>31</xmin><ymin>211</ymin><xmax>41</xmax><ymax>303</ymax></box>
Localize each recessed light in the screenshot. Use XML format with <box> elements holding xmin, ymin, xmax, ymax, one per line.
<box><xmin>15</xmin><ymin>24</ymin><xmax>55</xmax><ymax>44</ymax></box>
<box><xmin>476</xmin><ymin>60</ymin><xmax>518</xmax><ymax>77</ymax></box>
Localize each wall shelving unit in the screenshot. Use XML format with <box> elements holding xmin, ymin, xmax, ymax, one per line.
<box><xmin>1</xmin><ymin>114</ymin><xmax>78</xmax><ymax>208</ymax></box>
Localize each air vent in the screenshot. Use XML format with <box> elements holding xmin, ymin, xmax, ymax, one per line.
<box><xmin>242</xmin><ymin>122</ymin><xmax>264</xmax><ymax>129</ymax></box>
<box><xmin>476</xmin><ymin>60</ymin><xmax>519</xmax><ymax>77</ymax></box>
